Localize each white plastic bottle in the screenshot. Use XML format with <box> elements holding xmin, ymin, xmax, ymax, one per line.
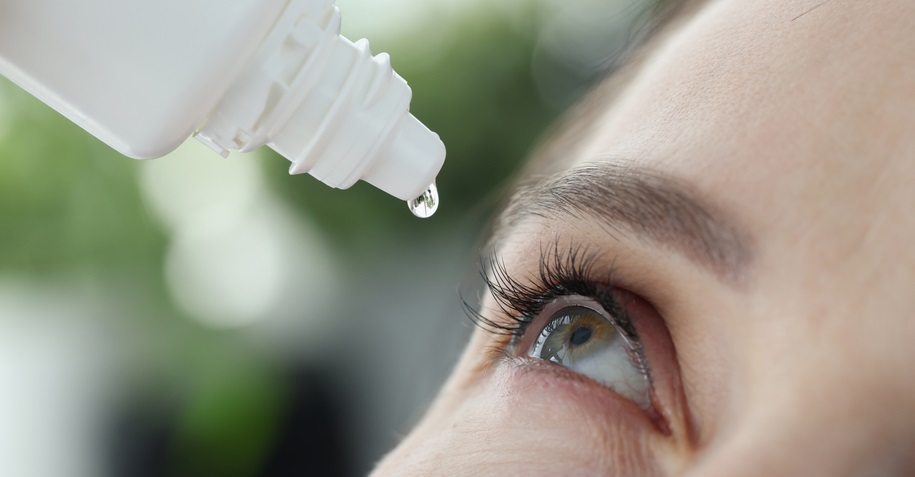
<box><xmin>0</xmin><ymin>0</ymin><xmax>445</xmax><ymax>209</ymax></box>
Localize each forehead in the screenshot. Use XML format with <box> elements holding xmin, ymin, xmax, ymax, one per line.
<box><xmin>498</xmin><ymin>0</ymin><xmax>915</xmax><ymax>299</ymax></box>
<box><xmin>542</xmin><ymin>0</ymin><xmax>915</xmax><ymax>236</ymax></box>
<box><xmin>577</xmin><ymin>0</ymin><xmax>915</xmax><ymax>193</ymax></box>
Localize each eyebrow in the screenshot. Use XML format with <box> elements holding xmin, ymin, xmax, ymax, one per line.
<box><xmin>491</xmin><ymin>161</ymin><xmax>752</xmax><ymax>284</ymax></box>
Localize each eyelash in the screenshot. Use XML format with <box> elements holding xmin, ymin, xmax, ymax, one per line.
<box><xmin>464</xmin><ymin>243</ymin><xmax>644</xmax><ymax>362</ymax></box>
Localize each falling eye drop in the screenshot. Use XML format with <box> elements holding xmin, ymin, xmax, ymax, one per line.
<box><xmin>0</xmin><ymin>0</ymin><xmax>445</xmax><ymax>215</ymax></box>
<box><xmin>408</xmin><ymin>183</ymin><xmax>439</xmax><ymax>218</ymax></box>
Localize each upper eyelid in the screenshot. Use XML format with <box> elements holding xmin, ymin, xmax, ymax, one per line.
<box><xmin>464</xmin><ymin>242</ymin><xmax>645</xmax><ymax>347</ymax></box>
<box><xmin>473</xmin><ymin>243</ymin><xmax>653</xmax><ymax>367</ymax></box>
<box><xmin>463</xmin><ymin>243</ymin><xmax>609</xmax><ymax>338</ymax></box>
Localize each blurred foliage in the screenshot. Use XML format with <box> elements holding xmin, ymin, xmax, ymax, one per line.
<box><xmin>0</xmin><ymin>88</ymin><xmax>167</xmax><ymax>277</ymax></box>
<box><xmin>165</xmin><ymin>353</ymin><xmax>284</xmax><ymax>477</ymax></box>
<box><xmin>0</xmin><ymin>82</ymin><xmax>283</xmax><ymax>474</ymax></box>
<box><xmin>0</xmin><ymin>1</ymin><xmax>607</xmax><ymax>475</ymax></box>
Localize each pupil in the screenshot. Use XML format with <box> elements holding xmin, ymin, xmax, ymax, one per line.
<box><xmin>569</xmin><ymin>326</ymin><xmax>592</xmax><ymax>346</ymax></box>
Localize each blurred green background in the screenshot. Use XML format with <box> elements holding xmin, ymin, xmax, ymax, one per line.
<box><xmin>0</xmin><ymin>0</ymin><xmax>649</xmax><ymax>475</ymax></box>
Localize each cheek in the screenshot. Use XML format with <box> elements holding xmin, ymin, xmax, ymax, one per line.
<box><xmin>375</xmin><ymin>364</ymin><xmax>661</xmax><ymax>476</ymax></box>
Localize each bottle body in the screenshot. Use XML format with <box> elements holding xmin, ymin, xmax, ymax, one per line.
<box><xmin>0</xmin><ymin>0</ymin><xmax>287</xmax><ymax>158</ymax></box>
<box><xmin>0</xmin><ymin>0</ymin><xmax>445</xmax><ymax>201</ymax></box>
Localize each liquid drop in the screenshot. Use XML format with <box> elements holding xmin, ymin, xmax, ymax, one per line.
<box><xmin>408</xmin><ymin>183</ymin><xmax>439</xmax><ymax>218</ymax></box>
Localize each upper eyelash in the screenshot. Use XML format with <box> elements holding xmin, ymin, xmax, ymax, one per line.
<box><xmin>462</xmin><ymin>241</ymin><xmax>638</xmax><ymax>344</ymax></box>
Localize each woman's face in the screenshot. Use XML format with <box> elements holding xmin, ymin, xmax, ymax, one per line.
<box><xmin>375</xmin><ymin>1</ymin><xmax>915</xmax><ymax>475</ymax></box>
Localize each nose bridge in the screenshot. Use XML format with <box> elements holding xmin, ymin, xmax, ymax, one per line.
<box><xmin>688</xmin><ymin>411</ymin><xmax>914</xmax><ymax>477</ymax></box>
<box><xmin>689</xmin><ymin>364</ymin><xmax>915</xmax><ymax>476</ymax></box>
<box><xmin>737</xmin><ymin>265</ymin><xmax>914</xmax><ymax>413</ymax></box>
<box><xmin>699</xmin><ymin>327</ymin><xmax>915</xmax><ymax>477</ymax></box>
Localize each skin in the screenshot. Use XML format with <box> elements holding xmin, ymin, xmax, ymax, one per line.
<box><xmin>374</xmin><ymin>0</ymin><xmax>915</xmax><ymax>475</ymax></box>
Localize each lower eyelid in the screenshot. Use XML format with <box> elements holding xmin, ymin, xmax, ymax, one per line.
<box><xmin>503</xmin><ymin>355</ymin><xmax>670</xmax><ymax>434</ymax></box>
<box><xmin>507</xmin><ymin>291</ymin><xmax>678</xmax><ymax>436</ymax></box>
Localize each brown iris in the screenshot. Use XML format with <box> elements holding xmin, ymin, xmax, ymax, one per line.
<box><xmin>535</xmin><ymin>306</ymin><xmax>618</xmax><ymax>365</ymax></box>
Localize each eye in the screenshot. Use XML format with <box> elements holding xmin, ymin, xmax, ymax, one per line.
<box><xmin>473</xmin><ymin>247</ymin><xmax>664</xmax><ymax>416</ymax></box>
<box><xmin>526</xmin><ymin>303</ymin><xmax>651</xmax><ymax>409</ymax></box>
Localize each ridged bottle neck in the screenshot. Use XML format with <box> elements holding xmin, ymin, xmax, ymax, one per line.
<box><xmin>195</xmin><ymin>0</ymin><xmax>444</xmax><ymax>201</ymax></box>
